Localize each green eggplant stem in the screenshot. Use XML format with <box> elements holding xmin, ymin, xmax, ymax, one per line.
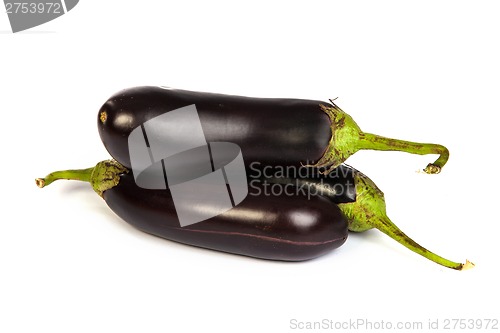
<box><xmin>374</xmin><ymin>215</ymin><xmax>473</xmax><ymax>270</ymax></box>
<box><xmin>357</xmin><ymin>133</ymin><xmax>449</xmax><ymax>174</ymax></box>
<box><xmin>36</xmin><ymin>160</ymin><xmax>128</xmax><ymax>196</ymax></box>
<box><xmin>35</xmin><ymin>168</ymin><xmax>94</xmax><ymax>188</ymax></box>
<box><xmin>308</xmin><ymin>103</ymin><xmax>449</xmax><ymax>175</ymax></box>
<box><xmin>337</xmin><ymin>170</ymin><xmax>474</xmax><ymax>271</ymax></box>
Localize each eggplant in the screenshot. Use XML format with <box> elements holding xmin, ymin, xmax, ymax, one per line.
<box><xmin>36</xmin><ymin>161</ymin><xmax>473</xmax><ymax>269</ymax></box>
<box><xmin>97</xmin><ymin>86</ymin><xmax>449</xmax><ymax>174</ymax></box>
<box><xmin>36</xmin><ymin>160</ymin><xmax>474</xmax><ymax>270</ymax></box>
<box><xmin>36</xmin><ymin>160</ymin><xmax>347</xmax><ymax>261</ymax></box>
<box><xmin>254</xmin><ymin>163</ymin><xmax>473</xmax><ymax>270</ymax></box>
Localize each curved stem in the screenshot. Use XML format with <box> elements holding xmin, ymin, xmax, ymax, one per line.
<box><xmin>373</xmin><ymin>215</ymin><xmax>473</xmax><ymax>270</ymax></box>
<box><xmin>311</xmin><ymin>104</ymin><xmax>450</xmax><ymax>174</ymax></box>
<box><xmin>36</xmin><ymin>160</ymin><xmax>128</xmax><ymax>196</ymax></box>
<box><xmin>36</xmin><ymin>168</ymin><xmax>94</xmax><ymax>188</ymax></box>
<box><xmin>357</xmin><ymin>133</ymin><xmax>449</xmax><ymax>174</ymax></box>
<box><xmin>337</xmin><ymin>169</ymin><xmax>473</xmax><ymax>270</ymax></box>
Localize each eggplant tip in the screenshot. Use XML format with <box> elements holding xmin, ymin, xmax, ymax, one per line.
<box><xmin>423</xmin><ymin>163</ymin><xmax>442</xmax><ymax>175</ymax></box>
<box><xmin>461</xmin><ymin>259</ymin><xmax>475</xmax><ymax>271</ymax></box>
<box><xmin>35</xmin><ymin>178</ymin><xmax>45</xmax><ymax>188</ymax></box>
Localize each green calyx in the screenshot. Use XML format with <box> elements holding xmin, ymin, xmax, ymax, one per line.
<box><xmin>308</xmin><ymin>103</ymin><xmax>449</xmax><ymax>174</ymax></box>
<box><xmin>305</xmin><ymin>104</ymin><xmax>361</xmax><ymax>172</ymax></box>
<box><xmin>337</xmin><ymin>170</ymin><xmax>384</xmax><ymax>233</ymax></box>
<box><xmin>337</xmin><ymin>170</ymin><xmax>473</xmax><ymax>271</ymax></box>
<box><xmin>36</xmin><ymin>159</ymin><xmax>129</xmax><ymax>196</ymax></box>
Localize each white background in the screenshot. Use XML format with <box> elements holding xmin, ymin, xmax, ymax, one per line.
<box><xmin>1</xmin><ymin>1</ymin><xmax>499</xmax><ymax>332</ymax></box>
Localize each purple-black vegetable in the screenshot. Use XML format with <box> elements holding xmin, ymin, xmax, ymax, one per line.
<box><xmin>98</xmin><ymin>86</ymin><xmax>449</xmax><ymax>174</ymax></box>
<box><xmin>36</xmin><ymin>160</ymin><xmax>348</xmax><ymax>261</ymax></box>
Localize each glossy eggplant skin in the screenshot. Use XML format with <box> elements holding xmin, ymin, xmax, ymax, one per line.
<box><xmin>103</xmin><ymin>173</ymin><xmax>348</xmax><ymax>261</ymax></box>
<box><xmin>98</xmin><ymin>86</ymin><xmax>332</xmax><ymax>169</ymax></box>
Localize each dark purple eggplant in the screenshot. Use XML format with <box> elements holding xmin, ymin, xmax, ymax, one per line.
<box><xmin>36</xmin><ymin>160</ymin><xmax>347</xmax><ymax>261</ymax></box>
<box><xmin>97</xmin><ymin>86</ymin><xmax>449</xmax><ymax>174</ymax></box>
<box><xmin>253</xmin><ymin>163</ymin><xmax>473</xmax><ymax>270</ymax></box>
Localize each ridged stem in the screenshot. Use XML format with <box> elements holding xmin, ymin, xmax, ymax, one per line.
<box><xmin>373</xmin><ymin>215</ymin><xmax>472</xmax><ymax>270</ymax></box>
<box><xmin>36</xmin><ymin>168</ymin><xmax>94</xmax><ymax>188</ymax></box>
<box><xmin>311</xmin><ymin>103</ymin><xmax>449</xmax><ymax>174</ymax></box>
<box><xmin>357</xmin><ymin>133</ymin><xmax>449</xmax><ymax>174</ymax></box>
<box><xmin>337</xmin><ymin>170</ymin><xmax>473</xmax><ymax>270</ymax></box>
<box><xmin>36</xmin><ymin>160</ymin><xmax>128</xmax><ymax>196</ymax></box>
